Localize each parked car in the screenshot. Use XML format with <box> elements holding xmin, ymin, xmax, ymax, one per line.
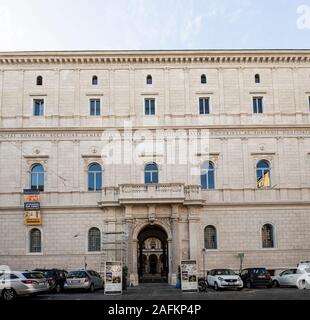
<box><xmin>272</xmin><ymin>269</ymin><xmax>299</xmax><ymax>288</ymax></box>
<box><xmin>240</xmin><ymin>268</ymin><xmax>273</xmax><ymax>288</ymax></box>
<box><xmin>207</xmin><ymin>269</ymin><xmax>243</xmax><ymax>291</ymax></box>
<box><xmin>297</xmin><ymin>262</ymin><xmax>310</xmax><ymax>290</ymax></box>
<box><xmin>0</xmin><ymin>271</ymin><xmax>49</xmax><ymax>301</ymax></box>
<box><xmin>64</xmin><ymin>270</ymin><xmax>104</xmax><ymax>292</ymax></box>
<box><xmin>33</xmin><ymin>269</ymin><xmax>67</xmax><ymax>293</ymax></box>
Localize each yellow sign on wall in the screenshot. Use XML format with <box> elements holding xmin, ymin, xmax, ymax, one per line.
<box><xmin>24</xmin><ymin>211</ymin><xmax>41</xmax><ymax>225</ymax></box>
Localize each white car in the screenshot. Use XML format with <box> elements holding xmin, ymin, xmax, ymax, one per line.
<box><xmin>0</xmin><ymin>271</ymin><xmax>49</xmax><ymax>301</ymax></box>
<box><xmin>207</xmin><ymin>269</ymin><xmax>243</xmax><ymax>291</ymax></box>
<box><xmin>272</xmin><ymin>269</ymin><xmax>300</xmax><ymax>288</ymax></box>
<box><xmin>296</xmin><ymin>262</ymin><xmax>310</xmax><ymax>290</ymax></box>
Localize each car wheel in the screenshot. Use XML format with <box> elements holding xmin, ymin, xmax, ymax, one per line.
<box><xmin>89</xmin><ymin>284</ymin><xmax>95</xmax><ymax>293</ymax></box>
<box><xmin>2</xmin><ymin>289</ymin><xmax>17</xmax><ymax>301</ymax></box>
<box><xmin>246</xmin><ymin>281</ymin><xmax>252</xmax><ymax>289</ymax></box>
<box><xmin>272</xmin><ymin>280</ymin><xmax>279</xmax><ymax>288</ymax></box>
<box><xmin>214</xmin><ymin>282</ymin><xmax>219</xmax><ymax>291</ymax></box>
<box><xmin>298</xmin><ymin>279</ymin><xmax>307</xmax><ymax>290</ymax></box>
<box><xmin>55</xmin><ymin>284</ymin><xmax>61</xmax><ymax>293</ymax></box>
<box><xmin>267</xmin><ymin>285</ymin><xmax>273</xmax><ymax>289</ymax></box>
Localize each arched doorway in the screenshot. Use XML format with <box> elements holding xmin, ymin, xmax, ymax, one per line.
<box><xmin>137</xmin><ymin>224</ymin><xmax>169</xmax><ymax>283</ymax></box>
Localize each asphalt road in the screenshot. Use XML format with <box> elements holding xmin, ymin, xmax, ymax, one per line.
<box><xmin>26</xmin><ymin>283</ymin><xmax>310</xmax><ymax>300</ymax></box>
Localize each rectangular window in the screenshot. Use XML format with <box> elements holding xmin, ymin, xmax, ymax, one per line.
<box><xmin>308</xmin><ymin>96</ymin><xmax>310</xmax><ymax>111</ymax></box>
<box><xmin>90</xmin><ymin>99</ymin><xmax>101</xmax><ymax>116</ymax></box>
<box><xmin>145</xmin><ymin>98</ymin><xmax>156</xmax><ymax>115</ymax></box>
<box><xmin>199</xmin><ymin>98</ymin><xmax>210</xmax><ymax>115</ymax></box>
<box><xmin>33</xmin><ymin>99</ymin><xmax>44</xmax><ymax>116</ymax></box>
<box><xmin>253</xmin><ymin>97</ymin><xmax>263</xmax><ymax>114</ymax></box>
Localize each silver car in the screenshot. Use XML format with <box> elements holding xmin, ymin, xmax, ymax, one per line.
<box><xmin>0</xmin><ymin>271</ymin><xmax>49</xmax><ymax>301</ymax></box>
<box><xmin>64</xmin><ymin>270</ymin><xmax>104</xmax><ymax>292</ymax></box>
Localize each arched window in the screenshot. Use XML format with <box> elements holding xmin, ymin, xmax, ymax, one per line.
<box><xmin>36</xmin><ymin>76</ymin><xmax>43</xmax><ymax>86</ymax></box>
<box><xmin>31</xmin><ymin>164</ymin><xmax>44</xmax><ymax>191</ymax></box>
<box><xmin>256</xmin><ymin>160</ymin><xmax>271</xmax><ymax>188</ymax></box>
<box><xmin>146</xmin><ymin>75</ymin><xmax>152</xmax><ymax>85</ymax></box>
<box><xmin>201</xmin><ymin>161</ymin><xmax>215</xmax><ymax>189</ymax></box>
<box><xmin>88</xmin><ymin>227</ymin><xmax>101</xmax><ymax>252</ymax></box>
<box><xmin>201</xmin><ymin>74</ymin><xmax>207</xmax><ymax>84</ymax></box>
<box><xmin>88</xmin><ymin>163</ymin><xmax>102</xmax><ymax>191</ymax></box>
<box><xmin>29</xmin><ymin>228</ymin><xmax>42</xmax><ymax>253</ymax></box>
<box><xmin>255</xmin><ymin>74</ymin><xmax>260</xmax><ymax>84</ymax></box>
<box><xmin>92</xmin><ymin>75</ymin><xmax>98</xmax><ymax>85</ymax></box>
<box><xmin>204</xmin><ymin>226</ymin><xmax>217</xmax><ymax>249</ymax></box>
<box><xmin>262</xmin><ymin>224</ymin><xmax>274</xmax><ymax>248</ymax></box>
<box><xmin>144</xmin><ymin>163</ymin><xmax>159</xmax><ymax>184</ymax></box>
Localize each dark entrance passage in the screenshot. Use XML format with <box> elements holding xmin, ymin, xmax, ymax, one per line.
<box><xmin>137</xmin><ymin>225</ymin><xmax>169</xmax><ymax>283</ymax></box>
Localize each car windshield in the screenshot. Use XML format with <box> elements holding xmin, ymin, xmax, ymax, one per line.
<box><xmin>214</xmin><ymin>270</ymin><xmax>236</xmax><ymax>275</ymax></box>
<box><xmin>252</xmin><ymin>268</ymin><xmax>268</xmax><ymax>274</ymax></box>
<box><xmin>22</xmin><ymin>272</ymin><xmax>45</xmax><ymax>279</ymax></box>
<box><xmin>67</xmin><ymin>271</ymin><xmax>87</xmax><ymax>279</ymax></box>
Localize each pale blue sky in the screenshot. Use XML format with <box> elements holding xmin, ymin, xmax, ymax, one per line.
<box><xmin>0</xmin><ymin>0</ymin><xmax>309</xmax><ymax>51</ymax></box>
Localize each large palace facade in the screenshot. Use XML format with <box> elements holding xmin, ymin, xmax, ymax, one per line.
<box><xmin>0</xmin><ymin>50</ymin><xmax>310</xmax><ymax>285</ymax></box>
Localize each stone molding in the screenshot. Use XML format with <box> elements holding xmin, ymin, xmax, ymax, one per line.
<box><xmin>0</xmin><ymin>50</ymin><xmax>310</xmax><ymax>65</ymax></box>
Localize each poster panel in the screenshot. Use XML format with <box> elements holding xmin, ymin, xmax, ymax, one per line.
<box><xmin>180</xmin><ymin>260</ymin><xmax>198</xmax><ymax>292</ymax></box>
<box><xmin>104</xmin><ymin>262</ymin><xmax>122</xmax><ymax>295</ymax></box>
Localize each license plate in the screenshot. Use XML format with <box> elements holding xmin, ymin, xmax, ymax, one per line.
<box><xmin>258</xmin><ymin>276</ymin><xmax>266</xmax><ymax>279</ymax></box>
<box><xmin>71</xmin><ymin>280</ymin><xmax>80</xmax><ymax>284</ymax></box>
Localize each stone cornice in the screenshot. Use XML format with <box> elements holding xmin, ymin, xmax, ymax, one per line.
<box><xmin>0</xmin><ymin>50</ymin><xmax>310</xmax><ymax>65</ymax></box>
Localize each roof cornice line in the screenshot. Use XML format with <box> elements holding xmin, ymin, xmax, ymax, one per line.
<box><xmin>0</xmin><ymin>50</ymin><xmax>310</xmax><ymax>65</ymax></box>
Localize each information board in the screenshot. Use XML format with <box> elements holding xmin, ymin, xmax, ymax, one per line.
<box><xmin>104</xmin><ymin>262</ymin><xmax>122</xmax><ymax>295</ymax></box>
<box><xmin>180</xmin><ymin>260</ymin><xmax>198</xmax><ymax>292</ymax></box>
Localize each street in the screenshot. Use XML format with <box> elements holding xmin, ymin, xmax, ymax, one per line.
<box><xmin>24</xmin><ymin>283</ymin><xmax>310</xmax><ymax>301</ymax></box>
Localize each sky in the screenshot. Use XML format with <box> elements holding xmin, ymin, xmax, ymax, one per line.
<box><xmin>0</xmin><ymin>0</ymin><xmax>309</xmax><ymax>51</ymax></box>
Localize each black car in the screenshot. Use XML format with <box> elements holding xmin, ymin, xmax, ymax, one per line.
<box><xmin>240</xmin><ymin>268</ymin><xmax>273</xmax><ymax>289</ymax></box>
<box><xmin>34</xmin><ymin>269</ymin><xmax>67</xmax><ymax>293</ymax></box>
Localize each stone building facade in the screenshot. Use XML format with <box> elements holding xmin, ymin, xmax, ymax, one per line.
<box><xmin>0</xmin><ymin>50</ymin><xmax>310</xmax><ymax>286</ymax></box>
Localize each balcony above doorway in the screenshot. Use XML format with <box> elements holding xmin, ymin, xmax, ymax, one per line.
<box><xmin>98</xmin><ymin>183</ymin><xmax>205</xmax><ymax>207</ymax></box>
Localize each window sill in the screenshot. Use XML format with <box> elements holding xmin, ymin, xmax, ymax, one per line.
<box><xmin>86</xmin><ymin>251</ymin><xmax>102</xmax><ymax>255</ymax></box>
<box><xmin>27</xmin><ymin>252</ymin><xmax>43</xmax><ymax>256</ymax></box>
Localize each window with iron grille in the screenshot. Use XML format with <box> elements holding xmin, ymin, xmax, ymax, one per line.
<box><xmin>262</xmin><ymin>224</ymin><xmax>274</xmax><ymax>248</ymax></box>
<box><xmin>88</xmin><ymin>228</ymin><xmax>101</xmax><ymax>252</ymax></box>
<box><xmin>204</xmin><ymin>225</ymin><xmax>217</xmax><ymax>249</ymax></box>
<box><xmin>30</xmin><ymin>229</ymin><xmax>42</xmax><ymax>253</ymax></box>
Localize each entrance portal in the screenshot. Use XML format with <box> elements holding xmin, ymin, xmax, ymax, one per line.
<box><xmin>137</xmin><ymin>225</ymin><xmax>169</xmax><ymax>283</ymax></box>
